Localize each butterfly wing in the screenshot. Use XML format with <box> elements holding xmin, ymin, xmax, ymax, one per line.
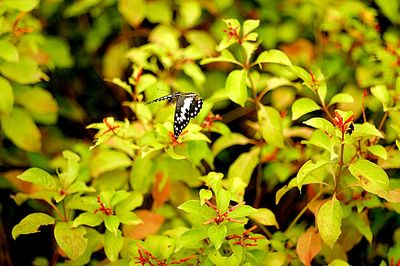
<box><xmin>173</xmin><ymin>93</ymin><xmax>203</xmax><ymax>138</ymax></box>
<box><xmin>146</xmin><ymin>93</ymin><xmax>179</xmax><ymax>105</ymax></box>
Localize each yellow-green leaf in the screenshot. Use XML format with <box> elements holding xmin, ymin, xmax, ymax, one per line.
<box><xmin>258</xmin><ymin>105</ymin><xmax>284</xmax><ymax>148</ymax></box>
<box><xmin>227</xmin><ymin>147</ymin><xmax>260</xmax><ymax>185</ymax></box>
<box><xmin>317</xmin><ymin>196</ymin><xmax>342</xmax><ymax>248</ymax></box>
<box><xmin>0</xmin><ymin>57</ymin><xmax>45</xmax><ymax>84</ymax></box>
<box><xmin>296</xmin><ymin>160</ymin><xmax>329</xmax><ymax>190</ymax></box>
<box><xmin>328</xmin><ymin>93</ymin><xmax>354</xmax><ymax>106</ymax></box>
<box><xmin>1</xmin><ymin>107</ymin><xmax>41</xmax><ymax>152</ymax></box>
<box><xmin>0</xmin><ymin>40</ymin><xmax>19</xmax><ymax>62</ymax></box>
<box><xmin>208</xmin><ymin>224</ymin><xmax>227</xmax><ymax>250</ymax></box>
<box><xmin>243</xmin><ymin>19</ymin><xmax>260</xmax><ymax>36</ymax></box>
<box><xmin>54</xmin><ymin>222</ymin><xmax>88</xmax><ymax>260</ymax></box>
<box><xmin>292</xmin><ymin>98</ymin><xmax>320</xmax><ymax>120</ymax></box>
<box><xmin>12</xmin><ymin>213</ymin><xmax>55</xmax><ymax>239</ymax></box>
<box><xmin>18</xmin><ymin>167</ymin><xmax>57</xmax><ymax>189</ymax></box>
<box><xmin>225</xmin><ymin>69</ymin><xmax>248</xmax><ymax>107</ymax></box>
<box><xmin>118</xmin><ymin>0</ymin><xmax>146</xmax><ymax>27</ymax></box>
<box><xmin>255</xmin><ymin>49</ymin><xmax>292</xmax><ymax>67</ymax></box>
<box><xmin>250</xmin><ymin>208</ymin><xmax>279</xmax><ymax>228</ymax></box>
<box><xmin>367</xmin><ymin>145</ymin><xmax>387</xmax><ymax>160</ymax></box>
<box><xmin>0</xmin><ymin>76</ymin><xmax>13</xmax><ymax>115</ymax></box>
<box><xmin>371</xmin><ymin>85</ymin><xmax>389</xmax><ymax>110</ymax></box>
<box><xmin>104</xmin><ymin>230</ymin><xmax>123</xmax><ymax>262</ymax></box>
<box><xmin>2</xmin><ymin>0</ymin><xmax>40</xmax><ymax>12</ymax></box>
<box><xmin>348</xmin><ymin>160</ymin><xmax>389</xmax><ymax>197</ymax></box>
<box><xmin>89</xmin><ymin>149</ymin><xmax>132</xmax><ymax>177</ymax></box>
<box><xmin>212</xmin><ymin>133</ymin><xmax>252</xmax><ymax>156</ymax></box>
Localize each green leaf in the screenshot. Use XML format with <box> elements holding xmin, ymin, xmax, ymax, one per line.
<box><xmin>12</xmin><ymin>213</ymin><xmax>55</xmax><ymax>239</ymax></box>
<box><xmin>17</xmin><ymin>168</ymin><xmax>57</xmax><ymax>190</ymax></box>
<box><xmin>201</xmin><ymin>50</ymin><xmax>240</xmax><ymax>66</ymax></box>
<box><xmin>178</xmin><ymin>200</ymin><xmax>215</xmax><ymax>221</ymax></box>
<box><xmin>0</xmin><ymin>57</ymin><xmax>45</xmax><ymax>84</ymax></box>
<box><xmin>182</xmin><ymin>62</ymin><xmax>206</xmax><ymax>86</ymax></box>
<box><xmin>328</xmin><ymin>93</ymin><xmax>354</xmax><ymax>106</ymax></box>
<box><xmin>243</xmin><ymin>19</ymin><xmax>260</xmax><ymax>36</ymax></box>
<box><xmin>118</xmin><ymin>0</ymin><xmax>146</xmax><ymax>27</ymax></box>
<box><xmin>89</xmin><ymin>149</ymin><xmax>132</xmax><ymax>177</ymax></box>
<box><xmin>255</xmin><ymin>49</ymin><xmax>292</xmax><ymax>67</ymax></box>
<box><xmin>308</xmin><ymin>130</ymin><xmax>333</xmax><ymax>153</ymax></box>
<box><xmin>0</xmin><ymin>40</ymin><xmax>19</xmax><ymax>62</ymax></box>
<box><xmin>374</xmin><ymin>0</ymin><xmax>399</xmax><ymax>24</ymax></box>
<box><xmin>146</xmin><ymin>0</ymin><xmax>172</xmax><ymax>24</ymax></box>
<box><xmin>165</xmin><ymin>146</ymin><xmax>186</xmax><ymax>160</ymax></box>
<box><xmin>104</xmin><ymin>215</ymin><xmax>120</xmax><ymax>236</ymax></box>
<box><xmin>2</xmin><ymin>0</ymin><xmax>40</xmax><ymax>12</ymax></box>
<box><xmin>63</xmin><ymin>0</ymin><xmax>101</xmax><ymax>17</ymax></box>
<box><xmin>258</xmin><ymin>105</ymin><xmax>284</xmax><ymax>148</ymax></box>
<box><xmin>72</xmin><ymin>213</ymin><xmax>102</xmax><ymax>228</ymax></box>
<box><xmin>304</xmin><ymin>117</ymin><xmax>335</xmax><ymax>136</ymax></box>
<box><xmin>42</xmin><ymin>37</ymin><xmax>74</xmax><ymax>68</ymax></box>
<box><xmin>348</xmin><ymin>160</ymin><xmax>389</xmax><ymax>197</ymax></box>
<box><xmin>177</xmin><ymin>200</ymin><xmax>201</xmax><ymax>214</ymax></box>
<box><xmin>296</xmin><ymin>160</ymin><xmax>329</xmax><ymax>190</ymax></box>
<box><xmin>104</xmin><ymin>230</ymin><xmax>123</xmax><ymax>262</ymax></box>
<box><xmin>200</xmin><ymin>189</ymin><xmax>213</xmax><ymax>205</ymax></box>
<box><xmin>228</xmin><ymin>205</ymin><xmax>257</xmax><ymax>219</ymax></box>
<box><xmin>0</xmin><ymin>76</ymin><xmax>14</xmax><ymax>115</ymax></box>
<box><xmin>116</xmin><ymin>211</ymin><xmax>142</xmax><ymax>225</ymax></box>
<box><xmin>225</xmin><ymin>69</ymin><xmax>248</xmax><ymax>107</ymax></box>
<box><xmin>352</xmin><ymin>123</ymin><xmax>384</xmax><ymax>139</ymax></box>
<box><xmin>291</xmin><ymin>66</ymin><xmax>311</xmax><ymax>83</ymax></box>
<box><xmin>317</xmin><ymin>196</ymin><xmax>342</xmax><ymax>248</ymax></box>
<box><xmin>218</xmin><ymin>19</ymin><xmax>241</xmax><ymax>51</ymax></box>
<box><xmin>208</xmin><ymin>224</ymin><xmax>227</xmax><ymax>250</ymax></box>
<box><xmin>115</xmin><ymin>191</ymin><xmax>144</xmax><ymax>212</ymax></box>
<box><xmin>227</xmin><ymin>147</ymin><xmax>260</xmax><ymax>185</ymax></box>
<box><xmin>216</xmin><ymin>189</ymin><xmax>231</xmax><ymax>213</ymax></box>
<box><xmin>176</xmin><ymin>228</ymin><xmax>207</xmax><ymax>251</ymax></box>
<box><xmin>1</xmin><ymin>107</ymin><xmax>41</xmax><ymax>151</ymax></box>
<box><xmin>13</xmin><ymin>85</ymin><xmax>58</xmax><ymax>124</ymax></box>
<box><xmin>367</xmin><ymin>145</ymin><xmax>387</xmax><ymax>160</ymax></box>
<box><xmin>371</xmin><ymin>85</ymin><xmax>390</xmax><ymax>111</ymax></box>
<box><xmin>328</xmin><ymin>259</ymin><xmax>350</xmax><ymax>266</ymax></box>
<box><xmin>130</xmin><ymin>157</ymin><xmax>153</xmax><ymax>193</ymax></box>
<box><xmin>110</xmin><ymin>190</ymin><xmax>130</xmax><ymax>207</ymax></box>
<box><xmin>250</xmin><ymin>208</ymin><xmax>279</xmax><ymax>228</ymax></box>
<box><xmin>178</xmin><ymin>0</ymin><xmax>201</xmax><ymax>28</ymax></box>
<box><xmin>292</xmin><ymin>98</ymin><xmax>321</xmax><ymax>120</ymax></box>
<box><xmin>347</xmin><ymin>213</ymin><xmax>373</xmax><ymax>244</ymax></box>
<box><xmin>212</xmin><ymin>133</ymin><xmax>252</xmax><ymax>156</ymax></box>
<box><xmin>59</xmin><ymin>150</ymin><xmax>80</xmax><ymax>187</ymax></box>
<box><xmin>54</xmin><ymin>222</ymin><xmax>88</xmax><ymax>260</ymax></box>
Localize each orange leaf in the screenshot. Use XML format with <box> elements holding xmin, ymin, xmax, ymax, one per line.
<box><xmin>122</xmin><ymin>210</ymin><xmax>164</xmax><ymax>240</ymax></box>
<box><xmin>151</xmin><ymin>172</ymin><xmax>170</xmax><ymax>209</ymax></box>
<box><xmin>296</xmin><ymin>228</ymin><xmax>321</xmax><ymax>266</ymax></box>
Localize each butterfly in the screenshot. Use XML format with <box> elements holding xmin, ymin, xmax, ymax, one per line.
<box><xmin>146</xmin><ymin>92</ymin><xmax>203</xmax><ymax>138</ymax></box>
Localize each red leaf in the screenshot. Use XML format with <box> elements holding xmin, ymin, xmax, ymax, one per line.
<box><xmin>151</xmin><ymin>172</ymin><xmax>170</xmax><ymax>209</ymax></box>
<box><xmin>122</xmin><ymin>210</ymin><xmax>164</xmax><ymax>240</ymax></box>
<box><xmin>296</xmin><ymin>228</ymin><xmax>321</xmax><ymax>266</ymax></box>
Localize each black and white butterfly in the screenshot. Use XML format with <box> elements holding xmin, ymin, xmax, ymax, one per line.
<box><xmin>146</xmin><ymin>92</ymin><xmax>203</xmax><ymax>138</ymax></box>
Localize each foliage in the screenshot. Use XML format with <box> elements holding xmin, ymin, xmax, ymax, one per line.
<box><xmin>2</xmin><ymin>0</ymin><xmax>400</xmax><ymax>265</ymax></box>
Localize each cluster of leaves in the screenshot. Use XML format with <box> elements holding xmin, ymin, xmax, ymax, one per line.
<box><xmin>4</xmin><ymin>0</ymin><xmax>400</xmax><ymax>265</ymax></box>
<box><xmin>0</xmin><ymin>0</ymin><xmax>73</xmax><ymax>158</ymax></box>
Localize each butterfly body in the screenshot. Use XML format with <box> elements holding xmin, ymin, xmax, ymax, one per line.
<box><xmin>147</xmin><ymin>92</ymin><xmax>203</xmax><ymax>138</ymax></box>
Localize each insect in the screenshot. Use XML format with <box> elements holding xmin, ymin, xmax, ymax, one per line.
<box><xmin>146</xmin><ymin>92</ymin><xmax>203</xmax><ymax>138</ymax></box>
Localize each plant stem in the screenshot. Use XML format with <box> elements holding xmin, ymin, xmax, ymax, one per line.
<box><xmin>287</xmin><ymin>189</ymin><xmax>325</xmax><ymax>231</ymax></box>
<box><xmin>335</xmin><ymin>128</ymin><xmax>345</xmax><ymax>191</ymax></box>
<box><xmin>371</xmin><ymin>111</ymin><xmax>388</xmax><ymax>145</ymax></box>
<box><xmin>48</xmin><ymin>202</ymin><xmax>64</xmax><ymax>221</ymax></box>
